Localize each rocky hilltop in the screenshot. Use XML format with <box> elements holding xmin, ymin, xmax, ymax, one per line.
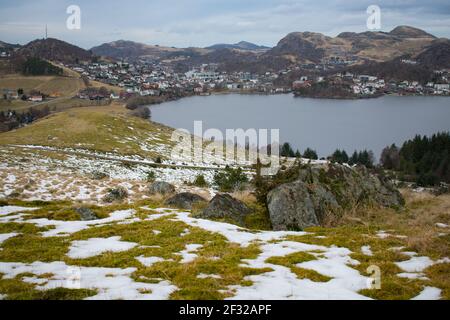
<box><xmin>16</xmin><ymin>38</ymin><xmax>93</xmax><ymax>64</ymax></box>
<box><xmin>267</xmin><ymin>163</ymin><xmax>404</xmax><ymax>231</ymax></box>
<box><xmin>88</xmin><ymin>26</ymin><xmax>443</xmax><ymax>73</ymax></box>
<box><xmin>264</xmin><ymin>26</ymin><xmax>436</xmax><ymax>65</ymax></box>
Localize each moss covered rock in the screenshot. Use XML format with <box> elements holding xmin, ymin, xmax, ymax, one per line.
<box><xmin>267</xmin><ymin>163</ymin><xmax>404</xmax><ymax>231</ymax></box>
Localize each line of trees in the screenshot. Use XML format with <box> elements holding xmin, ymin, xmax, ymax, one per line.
<box><xmin>380</xmin><ymin>132</ymin><xmax>450</xmax><ymax>186</ymax></box>
<box><xmin>330</xmin><ymin>149</ymin><xmax>375</xmax><ymax>168</ymax></box>
<box><xmin>279</xmin><ymin>142</ymin><xmax>375</xmax><ymax>167</ymax></box>
<box><xmin>279</xmin><ymin>143</ymin><xmax>319</xmax><ymax>160</ymax></box>
<box><xmin>269</xmin><ymin>132</ymin><xmax>449</xmax><ymax>187</ymax></box>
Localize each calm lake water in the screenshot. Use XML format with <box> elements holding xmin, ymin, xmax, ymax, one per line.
<box><xmin>150</xmin><ymin>94</ymin><xmax>450</xmax><ymax>159</ymax></box>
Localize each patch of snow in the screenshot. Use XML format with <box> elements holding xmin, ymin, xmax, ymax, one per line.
<box><xmin>229</xmin><ymin>241</ymin><xmax>369</xmax><ymax>300</ymax></box>
<box><xmin>397</xmin><ymin>273</ymin><xmax>429</xmax><ymax>280</ymax></box>
<box><xmin>5</xmin><ymin>174</ymin><xmax>16</xmax><ymax>183</ymax></box>
<box><xmin>0</xmin><ymin>233</ymin><xmax>19</xmax><ymax>246</ymax></box>
<box><xmin>376</xmin><ymin>231</ymin><xmax>390</xmax><ymax>239</ymax></box>
<box><xmin>436</xmin><ymin>257</ymin><xmax>450</xmax><ymax>264</ymax></box>
<box><xmin>135</xmin><ymin>256</ymin><xmax>166</xmax><ymax>267</ymax></box>
<box><xmin>0</xmin><ymin>261</ymin><xmax>177</xmax><ymax>300</ymax></box>
<box><xmin>180</xmin><ymin>228</ymin><xmax>190</xmax><ymax>237</ymax></box>
<box><xmin>26</xmin><ymin>209</ymin><xmax>137</xmax><ymax>237</ymax></box>
<box><xmin>402</xmin><ymin>251</ymin><xmax>418</xmax><ymax>257</ymax></box>
<box><xmin>197</xmin><ymin>273</ymin><xmax>221</xmax><ymax>279</ymax></box>
<box><xmin>0</xmin><ymin>206</ymin><xmax>37</xmax><ymax>216</ymax></box>
<box><xmin>395</xmin><ymin>256</ymin><xmax>434</xmax><ymax>273</ymax></box>
<box><xmin>168</xmin><ymin>209</ymin><xmax>305</xmax><ymax>246</ymax></box>
<box><xmin>412</xmin><ymin>287</ymin><xmax>442</xmax><ymax>300</ymax></box>
<box><xmin>436</xmin><ymin>223</ymin><xmax>448</xmax><ymax>228</ymax></box>
<box><xmin>361</xmin><ymin>245</ymin><xmax>373</xmax><ymax>256</ymax></box>
<box><xmin>177</xmin><ymin>244</ymin><xmax>203</xmax><ymax>263</ymax></box>
<box><xmin>376</xmin><ymin>230</ymin><xmax>407</xmax><ymax>239</ymax></box>
<box><xmin>67</xmin><ymin>236</ymin><xmax>137</xmax><ymax>259</ymax></box>
<box><xmin>389</xmin><ymin>246</ymin><xmax>406</xmax><ymax>251</ymax></box>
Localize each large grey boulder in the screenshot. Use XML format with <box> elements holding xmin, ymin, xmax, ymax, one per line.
<box><xmin>148</xmin><ymin>181</ymin><xmax>175</xmax><ymax>195</ymax></box>
<box><xmin>165</xmin><ymin>192</ymin><xmax>207</xmax><ymax>210</ymax></box>
<box><xmin>267</xmin><ymin>163</ymin><xmax>404</xmax><ymax>231</ymax></box>
<box><xmin>268</xmin><ymin>180</ymin><xmax>339</xmax><ymax>231</ymax></box>
<box><xmin>199</xmin><ymin>194</ymin><xmax>250</xmax><ymax>226</ymax></box>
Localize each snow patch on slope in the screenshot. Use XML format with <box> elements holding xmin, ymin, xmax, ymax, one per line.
<box><xmin>67</xmin><ymin>236</ymin><xmax>137</xmax><ymax>259</ymax></box>
<box><xmin>0</xmin><ymin>261</ymin><xmax>177</xmax><ymax>300</ymax></box>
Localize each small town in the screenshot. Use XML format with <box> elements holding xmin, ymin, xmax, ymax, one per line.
<box><xmin>69</xmin><ymin>60</ymin><xmax>450</xmax><ymax>101</ymax></box>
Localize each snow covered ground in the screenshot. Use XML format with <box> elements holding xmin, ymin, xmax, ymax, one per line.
<box><xmin>0</xmin><ymin>145</ymin><xmax>447</xmax><ymax>300</ymax></box>
<box><xmin>0</xmin><ymin>145</ymin><xmax>258</xmax><ymax>203</ymax></box>
<box><xmin>0</xmin><ymin>205</ymin><xmax>447</xmax><ymax>300</ymax></box>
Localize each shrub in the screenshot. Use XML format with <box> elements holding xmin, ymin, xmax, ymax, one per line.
<box><xmin>130</xmin><ymin>106</ymin><xmax>151</xmax><ymax>119</ymax></box>
<box><xmin>146</xmin><ymin>171</ymin><xmax>156</xmax><ymax>182</ymax></box>
<box><xmin>192</xmin><ymin>174</ymin><xmax>209</xmax><ymax>187</ymax></box>
<box><xmin>213</xmin><ymin>166</ymin><xmax>249</xmax><ymax>192</ymax></box>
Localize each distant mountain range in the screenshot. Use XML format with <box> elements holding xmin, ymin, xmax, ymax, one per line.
<box><xmin>89</xmin><ymin>40</ymin><xmax>267</xmax><ymax>60</ymax></box>
<box><xmin>205</xmin><ymin>41</ymin><xmax>270</xmax><ymax>51</ymax></box>
<box><xmin>2</xmin><ymin>26</ymin><xmax>449</xmax><ymax>75</ymax></box>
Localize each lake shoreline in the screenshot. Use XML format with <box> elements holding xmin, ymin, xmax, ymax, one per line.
<box><xmin>152</xmin><ymin>90</ymin><xmax>449</xmax><ymax>109</ymax></box>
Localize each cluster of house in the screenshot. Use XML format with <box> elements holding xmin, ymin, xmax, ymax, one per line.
<box><xmin>292</xmin><ymin>70</ymin><xmax>450</xmax><ymax>96</ymax></box>
<box><xmin>63</xmin><ymin>57</ymin><xmax>450</xmax><ymax>99</ymax></box>
<box><xmin>186</xmin><ymin>65</ymin><xmax>293</xmax><ymax>93</ymax></box>
<box><xmin>67</xmin><ymin>61</ymin><xmax>291</xmax><ymax>98</ymax></box>
<box><xmin>2</xmin><ymin>89</ymin><xmax>44</xmax><ymax>102</ymax></box>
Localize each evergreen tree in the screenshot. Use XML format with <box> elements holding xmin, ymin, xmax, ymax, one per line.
<box><xmin>303</xmin><ymin>148</ymin><xmax>318</xmax><ymax>160</ymax></box>
<box><xmin>280</xmin><ymin>142</ymin><xmax>295</xmax><ymax>157</ymax></box>
<box><xmin>349</xmin><ymin>151</ymin><xmax>358</xmax><ymax>165</ymax></box>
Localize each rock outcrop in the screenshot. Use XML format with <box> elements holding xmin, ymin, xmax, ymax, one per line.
<box><xmin>165</xmin><ymin>192</ymin><xmax>207</xmax><ymax>210</ymax></box>
<box><xmin>148</xmin><ymin>181</ymin><xmax>175</xmax><ymax>195</ymax></box>
<box><xmin>103</xmin><ymin>186</ymin><xmax>128</xmax><ymax>203</ymax></box>
<box><xmin>75</xmin><ymin>207</ymin><xmax>98</xmax><ymax>221</ymax></box>
<box><xmin>199</xmin><ymin>194</ymin><xmax>250</xmax><ymax>226</ymax></box>
<box><xmin>267</xmin><ymin>163</ymin><xmax>404</xmax><ymax>231</ymax></box>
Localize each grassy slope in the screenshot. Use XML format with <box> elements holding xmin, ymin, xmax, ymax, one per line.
<box><xmin>0</xmin><ymin>67</ymin><xmax>122</xmax><ymax>113</ymax></box>
<box><xmin>0</xmin><ymin>74</ymin><xmax>85</xmax><ymax>97</ymax></box>
<box><xmin>0</xmin><ymin>103</ymin><xmax>175</xmax><ymax>158</ymax></box>
<box><xmin>0</xmin><ymin>74</ymin><xmax>86</xmax><ymax>113</ymax></box>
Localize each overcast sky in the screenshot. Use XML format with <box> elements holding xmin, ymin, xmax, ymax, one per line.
<box><xmin>0</xmin><ymin>0</ymin><xmax>449</xmax><ymax>49</ymax></box>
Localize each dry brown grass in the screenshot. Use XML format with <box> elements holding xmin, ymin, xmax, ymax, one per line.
<box><xmin>231</xmin><ymin>190</ymin><xmax>256</xmax><ymax>204</ymax></box>
<box><xmin>327</xmin><ymin>189</ymin><xmax>450</xmax><ymax>259</ymax></box>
